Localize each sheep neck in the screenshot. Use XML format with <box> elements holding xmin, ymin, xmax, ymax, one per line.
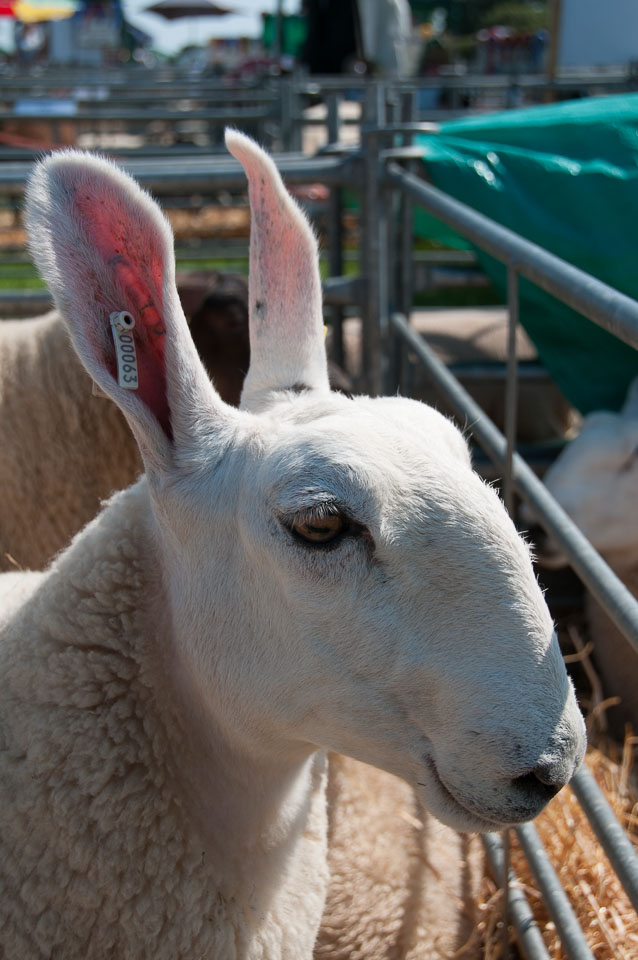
<box><xmin>85</xmin><ymin>481</ymin><xmax>330</xmax><ymax>910</ymax></box>
<box><xmin>159</xmin><ymin>651</ymin><xmax>328</xmax><ymax>874</ymax></box>
<box><xmin>2</xmin><ymin>479</ymin><xmax>328</xmax><ymax>954</ymax></box>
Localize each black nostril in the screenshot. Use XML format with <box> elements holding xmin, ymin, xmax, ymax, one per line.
<box><xmin>511</xmin><ymin>769</ymin><xmax>562</xmax><ymax>798</ymax></box>
<box><xmin>533</xmin><ymin>763</ymin><xmax>565</xmax><ymax>789</ymax></box>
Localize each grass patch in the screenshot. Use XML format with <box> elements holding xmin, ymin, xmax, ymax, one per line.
<box><xmin>413</xmin><ymin>284</ymin><xmax>503</xmax><ymax>308</ymax></box>
<box><xmin>0</xmin><ymin>270</ymin><xmax>46</xmax><ymax>291</ymax></box>
<box><xmin>175</xmin><ymin>258</ymin><xmax>249</xmax><ymax>275</ymax></box>
<box><xmin>0</xmin><ymin>258</ymin><xmax>251</xmax><ymax>291</ymax></box>
<box><xmin>0</xmin><ymin>253</ymin><xmax>501</xmax><ymax>309</ymax></box>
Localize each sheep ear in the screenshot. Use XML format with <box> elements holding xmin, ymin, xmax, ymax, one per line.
<box><xmin>225</xmin><ymin>129</ymin><xmax>330</xmax><ymax>410</ymax></box>
<box><xmin>24</xmin><ymin>151</ymin><xmax>228</xmax><ymax>474</ymax></box>
<box><xmin>622</xmin><ymin>375</ymin><xmax>638</xmax><ymax>418</ymax></box>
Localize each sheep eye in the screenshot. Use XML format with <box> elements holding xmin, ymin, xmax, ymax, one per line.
<box><xmin>291</xmin><ymin>512</ymin><xmax>346</xmax><ymax>545</ymax></box>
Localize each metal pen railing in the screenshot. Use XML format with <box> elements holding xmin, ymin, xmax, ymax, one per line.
<box><xmin>1</xmin><ymin>67</ymin><xmax>637</xmax><ymax>163</ymax></box>
<box><xmin>2</xmin><ymin>85</ymin><xmax>637</xmax><ymax>953</ymax></box>
<box><xmin>376</xmin><ymin>131</ymin><xmax>638</xmax><ymax>958</ymax></box>
<box><xmin>381</xmin><ymin>160</ymin><xmax>638</xmax><ymax>655</ymax></box>
<box><xmin>388</xmin><ymin>309</ymin><xmax>638</xmax><ymax>957</ymax></box>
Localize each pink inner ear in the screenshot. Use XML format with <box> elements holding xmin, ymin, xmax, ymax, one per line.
<box><xmin>246</xmin><ymin>155</ymin><xmax>321</xmax><ymax>337</ymax></box>
<box><xmin>75</xmin><ymin>191</ymin><xmax>172</xmax><ymax>440</ymax></box>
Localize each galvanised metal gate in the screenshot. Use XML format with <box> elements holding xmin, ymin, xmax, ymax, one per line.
<box><xmin>2</xmin><ymin>81</ymin><xmax>638</xmax><ymax>955</ymax></box>
<box><xmin>360</xmin><ymin>100</ymin><xmax>638</xmax><ymax>958</ymax></box>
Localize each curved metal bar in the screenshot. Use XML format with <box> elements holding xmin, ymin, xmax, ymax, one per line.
<box><xmin>571</xmin><ymin>765</ymin><xmax>638</xmax><ymax>912</ymax></box>
<box><xmin>388</xmin><ymin>311</ymin><xmax>638</xmax><ymax>655</ymax></box>
<box><xmin>0</xmin><ymin>154</ymin><xmax>357</xmax><ymax>198</ymax></box>
<box><xmin>483</xmin><ymin>832</ymin><xmax>551</xmax><ymax>960</ymax></box>
<box><xmin>385</xmin><ymin>162</ymin><xmax>638</xmax><ymax>352</ymax></box>
<box><xmin>516</xmin><ymin>823</ymin><xmax>595</xmax><ymax>960</ymax></box>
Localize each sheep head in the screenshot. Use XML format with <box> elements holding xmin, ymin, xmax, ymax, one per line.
<box><xmin>24</xmin><ymin>133</ymin><xmax>586</xmax><ymax>834</ymax></box>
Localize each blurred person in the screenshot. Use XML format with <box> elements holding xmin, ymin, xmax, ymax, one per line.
<box><xmin>357</xmin><ymin>0</ymin><xmax>411</xmax><ymax>76</ymax></box>
<box><xmin>301</xmin><ymin>0</ymin><xmax>360</xmax><ymax>74</ymax></box>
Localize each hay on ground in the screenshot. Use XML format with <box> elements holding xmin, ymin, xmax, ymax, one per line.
<box><xmin>477</xmin><ymin>627</ymin><xmax>638</xmax><ymax>959</ymax></box>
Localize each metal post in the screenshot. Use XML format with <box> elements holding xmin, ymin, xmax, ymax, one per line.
<box><xmin>280</xmin><ymin>77</ymin><xmax>292</xmax><ymax>152</ymax></box>
<box><xmin>399</xmin><ymin>163</ymin><xmax>414</xmax><ymax>314</ymax></box>
<box><xmin>290</xmin><ymin>79</ymin><xmax>302</xmax><ymax>153</ymax></box>
<box><xmin>391</xmin><ymin>101</ymin><xmax>418</xmax><ymax>395</ymax></box>
<box><xmin>381</xmin><ymin>170</ymin><xmax>397</xmax><ymax>395</ymax></box>
<box><xmin>516</xmin><ymin>822</ymin><xmax>596</xmax><ymax>960</ymax></box>
<box><xmin>326</xmin><ymin>91</ymin><xmax>339</xmax><ymax>144</ymax></box>
<box><xmin>503</xmin><ymin>266</ymin><xmax>520</xmax><ymax>515</ymax></box>
<box><xmin>483</xmin><ymin>832</ymin><xmax>551</xmax><ymax>960</ymax></box>
<box><xmin>386</xmin><ymin>177</ymin><xmax>408</xmax><ymax>395</ymax></box>
<box><xmin>279</xmin><ymin>77</ymin><xmax>302</xmax><ymax>153</ymax></box>
<box><xmin>571</xmin><ymin>765</ymin><xmax>638</xmax><ymax>911</ymax></box>
<box><xmin>360</xmin><ymin>81</ymin><xmax>387</xmax><ymax>395</ymax></box>
<box><xmin>326</xmin><ymin>92</ymin><xmax>345</xmax><ymax>368</ymax></box>
<box><xmin>501</xmin><ymin>827</ymin><xmax>513</xmax><ymax>959</ymax></box>
<box><xmin>388</xmin><ymin>310</ymin><xmax>638</xmax><ymax>654</ymax></box>
<box><xmin>378</xmin><ymin>150</ymin><xmax>391</xmax><ymax>396</ymax></box>
<box><xmin>399</xmin><ymin>95</ymin><xmax>416</xmax><ymax>319</ymax></box>
<box><xmin>274</xmin><ymin>0</ymin><xmax>284</xmax><ymax>63</ymax></box>
<box><xmin>546</xmin><ymin>0</ymin><xmax>563</xmax><ymax>97</ymax></box>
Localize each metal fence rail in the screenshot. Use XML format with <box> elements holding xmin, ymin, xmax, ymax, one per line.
<box><xmin>516</xmin><ymin>822</ymin><xmax>596</xmax><ymax>960</ymax></box>
<box><xmin>0</xmin><ymin>152</ymin><xmax>357</xmax><ymax>199</ymax></box>
<box><xmin>1</xmin><ymin>66</ymin><xmax>636</xmax><ymax>107</ymax></box>
<box><xmin>483</xmin><ymin>831</ymin><xmax>552</xmax><ymax>960</ymax></box>
<box><xmin>384</xmin><ymin>161</ymin><xmax>638</xmax><ymax>353</ymax></box>
<box><xmin>571</xmin><ymin>765</ymin><xmax>638</xmax><ymax>911</ymax></box>
<box><xmin>387</xmin><ymin>312</ymin><xmax>638</xmax><ymax>656</ymax></box>
<box><xmin>388</xmin><ymin>306</ymin><xmax>638</xmax><ymax>956</ymax></box>
<box><xmin>2</xmin><ymin>100</ymin><xmax>637</xmax><ymax>955</ymax></box>
<box><xmin>2</xmin><ymin>68</ymin><xmax>638</xmax><ymax>161</ymax></box>
<box><xmin>379</xmin><ymin>138</ymin><xmax>638</xmax><ymax>957</ymax></box>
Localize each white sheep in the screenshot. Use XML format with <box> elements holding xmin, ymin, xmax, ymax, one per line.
<box><xmin>0</xmin><ymin>276</ymin><xmax>252</xmax><ymax>573</ymax></box>
<box><xmin>315</xmin><ymin>755</ymin><xmax>485</xmax><ymax>958</ymax></box>
<box><xmin>0</xmin><ymin>131</ymin><xmax>586</xmax><ymax>959</ymax></box>
<box><xmin>531</xmin><ymin>377</ymin><xmax>638</xmax><ymax>740</ymax></box>
<box><xmin>0</xmin><ymin>285</ymin><xmax>478</xmax><ymax>957</ymax></box>
<box><xmin>0</xmin><ymin>311</ymin><xmax>142</xmax><ymax>572</ymax></box>
<box><xmin>0</xmin><ymin>275</ymin><xmax>353</xmax><ymax>574</ymax></box>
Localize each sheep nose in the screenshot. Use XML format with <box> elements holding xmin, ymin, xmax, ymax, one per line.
<box><xmin>534</xmin><ymin>762</ymin><xmax>566</xmax><ymax>787</ymax></box>
<box><xmin>512</xmin><ymin>759</ymin><xmax>578</xmax><ymax>798</ymax></box>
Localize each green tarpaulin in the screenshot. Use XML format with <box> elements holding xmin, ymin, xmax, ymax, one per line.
<box><xmin>416</xmin><ymin>93</ymin><xmax>638</xmax><ymax>414</ymax></box>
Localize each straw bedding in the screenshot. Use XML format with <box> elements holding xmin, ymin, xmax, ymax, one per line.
<box><xmin>474</xmin><ymin>627</ymin><xmax>638</xmax><ymax>959</ymax></box>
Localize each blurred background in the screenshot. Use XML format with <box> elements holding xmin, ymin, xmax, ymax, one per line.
<box><xmin>0</xmin><ymin>1</ymin><xmax>633</xmax><ymax>85</ymax></box>
<box><xmin>2</xmin><ymin>4</ymin><xmax>638</xmax><ymax>958</ymax></box>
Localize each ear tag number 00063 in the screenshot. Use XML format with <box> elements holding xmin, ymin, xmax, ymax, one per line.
<box><xmin>110</xmin><ymin>311</ymin><xmax>139</xmax><ymax>390</ymax></box>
